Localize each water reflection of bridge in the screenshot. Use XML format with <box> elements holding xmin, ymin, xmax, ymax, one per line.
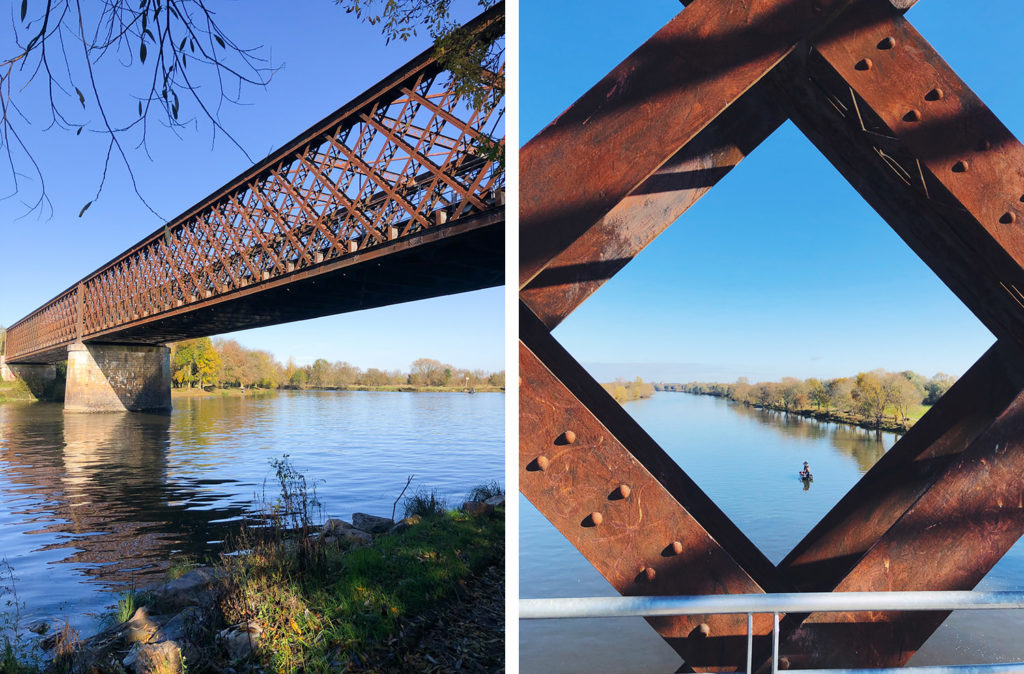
<box><xmin>0</xmin><ymin>403</ymin><xmax>253</xmax><ymax>595</ymax></box>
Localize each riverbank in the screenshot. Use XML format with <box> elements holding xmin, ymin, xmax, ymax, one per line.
<box><xmin>3</xmin><ymin>480</ymin><xmax>505</xmax><ymax>673</ymax></box>
<box><xmin>676</xmin><ymin>390</ymin><xmax>927</xmax><ymax>434</ymax></box>
<box><xmin>171</xmin><ymin>384</ymin><xmax>504</xmax><ymax>399</ymax></box>
<box><xmin>0</xmin><ymin>379</ymin><xmax>36</xmax><ymax>403</ymax></box>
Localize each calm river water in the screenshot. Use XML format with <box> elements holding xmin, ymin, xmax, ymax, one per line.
<box><xmin>520</xmin><ymin>393</ymin><xmax>1024</xmax><ymax>672</ymax></box>
<box><xmin>0</xmin><ymin>390</ymin><xmax>503</xmax><ymax>634</ymax></box>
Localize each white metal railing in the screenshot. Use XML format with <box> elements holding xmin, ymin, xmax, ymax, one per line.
<box><xmin>519</xmin><ymin>591</ymin><xmax>1024</xmax><ymax>674</ymax></box>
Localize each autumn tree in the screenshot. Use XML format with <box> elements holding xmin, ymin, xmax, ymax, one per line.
<box><xmin>887</xmin><ymin>372</ymin><xmax>924</xmax><ymax>424</ymax></box>
<box><xmin>855</xmin><ymin>370</ymin><xmax>891</xmax><ymax>428</ymax></box>
<box><xmin>171</xmin><ymin>337</ymin><xmax>220</xmax><ymax>388</ymax></box>
<box><xmin>807</xmin><ymin>378</ymin><xmax>829</xmax><ymax>411</ymax></box>
<box><xmin>924</xmin><ymin>373</ymin><xmax>956</xmax><ymax>404</ymax></box>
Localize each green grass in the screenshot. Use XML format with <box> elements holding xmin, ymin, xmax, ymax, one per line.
<box><xmin>219</xmin><ymin>509</ymin><xmax>503</xmax><ymax>672</ymax></box>
<box><xmin>0</xmin><ymin>380</ymin><xmax>36</xmax><ymax>403</ymax></box>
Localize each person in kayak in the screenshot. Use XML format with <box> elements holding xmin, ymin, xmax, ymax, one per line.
<box><xmin>800</xmin><ymin>461</ymin><xmax>813</xmax><ymax>480</ymax></box>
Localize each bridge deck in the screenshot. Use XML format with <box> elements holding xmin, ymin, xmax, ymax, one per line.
<box><xmin>6</xmin><ymin>4</ymin><xmax>504</xmax><ymax>364</ymax></box>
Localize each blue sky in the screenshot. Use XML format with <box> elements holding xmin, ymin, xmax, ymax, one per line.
<box><xmin>522</xmin><ymin>0</ymin><xmax>1019</xmax><ymax>384</ymax></box>
<box><xmin>0</xmin><ymin>0</ymin><xmax>503</xmax><ymax>373</ymax></box>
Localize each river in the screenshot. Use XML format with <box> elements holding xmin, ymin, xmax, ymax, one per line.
<box><xmin>0</xmin><ymin>390</ymin><xmax>503</xmax><ymax>635</ymax></box>
<box><xmin>520</xmin><ymin>392</ymin><xmax>1024</xmax><ymax>672</ymax></box>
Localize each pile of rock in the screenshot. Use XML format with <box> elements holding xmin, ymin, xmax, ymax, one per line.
<box><xmin>461</xmin><ymin>493</ymin><xmax>505</xmax><ymax>517</ymax></box>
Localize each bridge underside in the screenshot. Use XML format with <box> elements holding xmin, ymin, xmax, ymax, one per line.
<box><xmin>12</xmin><ymin>212</ymin><xmax>501</xmax><ymax>365</ymax></box>
<box><xmin>521</xmin><ymin>0</ymin><xmax>1024</xmax><ymax>670</ymax></box>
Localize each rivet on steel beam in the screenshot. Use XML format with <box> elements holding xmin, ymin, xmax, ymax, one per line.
<box><xmin>584</xmin><ymin>512</ymin><xmax>603</xmax><ymax>527</ymax></box>
<box><xmin>672</xmin><ymin>540</ymin><xmax>684</xmax><ymax>555</ymax></box>
<box><xmin>691</xmin><ymin>623</ymin><xmax>711</xmax><ymax>638</ymax></box>
<box><xmin>952</xmin><ymin>160</ymin><xmax>969</xmax><ymax>173</ymax></box>
<box><xmin>925</xmin><ymin>87</ymin><xmax>944</xmax><ymax>101</ymax></box>
<box><xmin>877</xmin><ymin>37</ymin><xmax>896</xmax><ymax>50</ymax></box>
<box><xmin>903</xmin><ymin>109</ymin><xmax>921</xmax><ymax>122</ymax></box>
<box><xmin>611</xmin><ymin>484</ymin><xmax>631</xmax><ymax>500</ymax></box>
<box><xmin>977</xmin><ymin>139</ymin><xmax>992</xmax><ymax>151</ymax></box>
<box><xmin>643</xmin><ymin>566</ymin><xmax>656</xmax><ymax>582</ymax></box>
<box><xmin>854</xmin><ymin>58</ymin><xmax>873</xmax><ymax>71</ymax></box>
<box><xmin>529</xmin><ymin>455</ymin><xmax>550</xmax><ymax>472</ymax></box>
<box><xmin>558</xmin><ymin>430</ymin><xmax>577</xmax><ymax>445</ymax></box>
<box><xmin>1001</xmin><ymin>212</ymin><xmax>1017</xmax><ymax>225</ymax></box>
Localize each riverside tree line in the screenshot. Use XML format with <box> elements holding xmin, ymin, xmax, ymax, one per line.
<box><xmin>169</xmin><ymin>337</ymin><xmax>505</xmax><ymax>390</ymax></box>
<box><xmin>667</xmin><ymin>370</ymin><xmax>957</xmax><ymax>430</ymax></box>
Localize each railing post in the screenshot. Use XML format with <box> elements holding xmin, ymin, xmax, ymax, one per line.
<box><xmin>772</xmin><ymin>612</ymin><xmax>779</xmax><ymax>674</ymax></box>
<box><xmin>747</xmin><ymin>612</ymin><xmax>753</xmax><ymax>674</ymax></box>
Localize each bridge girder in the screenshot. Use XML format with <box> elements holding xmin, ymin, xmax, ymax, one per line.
<box><xmin>520</xmin><ymin>0</ymin><xmax>1024</xmax><ymax>669</ymax></box>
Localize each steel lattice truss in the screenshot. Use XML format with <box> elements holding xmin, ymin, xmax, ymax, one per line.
<box><xmin>520</xmin><ymin>0</ymin><xmax>1024</xmax><ymax>669</ymax></box>
<box><xmin>7</xmin><ymin>5</ymin><xmax>504</xmax><ymax>364</ymax></box>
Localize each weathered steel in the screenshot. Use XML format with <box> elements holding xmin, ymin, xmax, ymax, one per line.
<box><xmin>520</xmin><ymin>78</ymin><xmax>786</xmax><ymax>329</ymax></box>
<box><xmin>520</xmin><ymin>302</ymin><xmax>779</xmax><ymax>669</ymax></box>
<box><xmin>6</xmin><ymin>4</ymin><xmax>504</xmax><ymax>364</ymax></box>
<box><xmin>519</xmin><ymin>0</ymin><xmax>860</xmax><ymax>290</ymax></box>
<box><xmin>520</xmin><ymin>0</ymin><xmax>1024</xmax><ymax>670</ymax></box>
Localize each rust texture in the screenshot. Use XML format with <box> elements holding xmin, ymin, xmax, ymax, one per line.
<box><xmin>520</xmin><ymin>0</ymin><xmax>1024</xmax><ymax>670</ymax></box>
<box><xmin>6</xmin><ymin>4</ymin><xmax>504</xmax><ymax>364</ymax></box>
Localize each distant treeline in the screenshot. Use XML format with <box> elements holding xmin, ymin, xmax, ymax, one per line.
<box><xmin>601</xmin><ymin>377</ymin><xmax>655</xmax><ymax>404</ymax></box>
<box><xmin>660</xmin><ymin>370</ymin><xmax>956</xmax><ymax>431</ymax></box>
<box><xmin>169</xmin><ymin>337</ymin><xmax>504</xmax><ymax>391</ymax></box>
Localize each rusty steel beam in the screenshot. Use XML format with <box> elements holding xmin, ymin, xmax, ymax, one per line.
<box><xmin>6</xmin><ymin>4</ymin><xmax>504</xmax><ymax>364</ymax></box>
<box><xmin>777</xmin><ymin>345</ymin><xmax>1024</xmax><ymax>668</ymax></box>
<box><xmin>520</xmin><ymin>0</ymin><xmax>871</xmax><ymax>290</ymax></box>
<box><xmin>521</xmin><ymin>302</ymin><xmax>791</xmax><ymax>669</ymax></box>
<box><xmin>790</xmin><ymin>0</ymin><xmax>1024</xmax><ymax>351</ymax></box>
<box><xmin>521</xmin><ymin>77</ymin><xmax>786</xmax><ymax>329</ymax></box>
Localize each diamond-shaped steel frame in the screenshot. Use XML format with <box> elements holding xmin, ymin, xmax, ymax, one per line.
<box><xmin>519</xmin><ymin>0</ymin><xmax>1024</xmax><ymax>669</ymax></box>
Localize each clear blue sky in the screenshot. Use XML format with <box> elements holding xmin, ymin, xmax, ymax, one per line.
<box><xmin>0</xmin><ymin>0</ymin><xmax>503</xmax><ymax>373</ymax></box>
<box><xmin>522</xmin><ymin>0</ymin><xmax>1019</xmax><ymax>384</ymax></box>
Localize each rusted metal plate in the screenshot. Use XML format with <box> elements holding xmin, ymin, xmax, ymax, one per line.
<box><xmin>780</xmin><ymin>370</ymin><xmax>1024</xmax><ymax>667</ymax></box>
<box><xmin>6</xmin><ymin>5</ymin><xmax>504</xmax><ymax>364</ymax></box>
<box><xmin>780</xmin><ymin>342</ymin><xmax>1024</xmax><ymax>592</ymax></box>
<box><xmin>521</xmin><ymin>78</ymin><xmax>786</xmax><ymax>329</ymax></box>
<box><xmin>805</xmin><ymin>0</ymin><xmax>1024</xmax><ymax>348</ymax></box>
<box><xmin>519</xmin><ymin>0</ymin><xmax>860</xmax><ymax>289</ymax></box>
<box><xmin>521</xmin><ymin>303</ymin><xmax>785</xmax><ymax>669</ymax></box>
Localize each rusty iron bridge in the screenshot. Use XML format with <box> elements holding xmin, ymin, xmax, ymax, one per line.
<box><xmin>521</xmin><ymin>0</ymin><xmax>1024</xmax><ymax>670</ymax></box>
<box><xmin>5</xmin><ymin>5</ymin><xmax>503</xmax><ymax>368</ymax></box>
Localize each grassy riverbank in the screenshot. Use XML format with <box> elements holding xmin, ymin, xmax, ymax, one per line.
<box><xmin>172</xmin><ymin>384</ymin><xmax>504</xmax><ymax>399</ymax></box>
<box><xmin>0</xmin><ymin>380</ymin><xmax>36</xmax><ymax>403</ymax></box>
<box><xmin>0</xmin><ymin>469</ymin><xmax>504</xmax><ymax>673</ymax></box>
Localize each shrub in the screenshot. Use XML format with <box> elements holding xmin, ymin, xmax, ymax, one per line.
<box><xmin>402</xmin><ymin>488</ymin><xmax>448</xmax><ymax>519</ymax></box>
<box><xmin>465</xmin><ymin>481</ymin><xmax>503</xmax><ymax>503</ymax></box>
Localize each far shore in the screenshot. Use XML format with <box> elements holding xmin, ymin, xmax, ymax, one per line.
<box><xmin>172</xmin><ymin>384</ymin><xmax>504</xmax><ymax>398</ymax></box>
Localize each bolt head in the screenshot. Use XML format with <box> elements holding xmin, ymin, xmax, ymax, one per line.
<box><xmin>536</xmin><ymin>455</ymin><xmax>550</xmax><ymax>471</ymax></box>
<box><xmin>855</xmin><ymin>58</ymin><xmax>873</xmax><ymax>71</ymax></box>
<box><xmin>877</xmin><ymin>36</ymin><xmax>896</xmax><ymax>50</ymax></box>
<box><xmin>589</xmin><ymin>511</ymin><xmax>603</xmax><ymax>526</ymax></box>
<box><xmin>617</xmin><ymin>484</ymin><xmax>631</xmax><ymax>499</ymax></box>
<box><xmin>697</xmin><ymin>623</ymin><xmax>711</xmax><ymax>637</ymax></box>
<box><xmin>903</xmin><ymin>109</ymin><xmax>921</xmax><ymax>122</ymax></box>
<box><xmin>926</xmin><ymin>87</ymin><xmax>944</xmax><ymax>101</ymax></box>
<box><xmin>671</xmin><ymin>540</ymin><xmax>684</xmax><ymax>555</ymax></box>
<box><xmin>1001</xmin><ymin>212</ymin><xmax>1017</xmax><ymax>225</ymax></box>
<box><xmin>644</xmin><ymin>566</ymin><xmax>656</xmax><ymax>582</ymax></box>
<box><xmin>563</xmin><ymin>430</ymin><xmax>577</xmax><ymax>445</ymax></box>
<box><xmin>952</xmin><ymin>160</ymin><xmax>969</xmax><ymax>173</ymax></box>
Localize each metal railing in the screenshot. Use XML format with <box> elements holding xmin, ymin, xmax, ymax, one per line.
<box><xmin>520</xmin><ymin>591</ymin><xmax>1024</xmax><ymax>674</ymax></box>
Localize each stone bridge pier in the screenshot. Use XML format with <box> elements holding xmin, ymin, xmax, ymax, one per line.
<box><xmin>64</xmin><ymin>342</ymin><xmax>171</xmax><ymax>413</ymax></box>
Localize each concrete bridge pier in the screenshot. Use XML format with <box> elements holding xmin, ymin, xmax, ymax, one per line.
<box><xmin>65</xmin><ymin>342</ymin><xmax>171</xmax><ymax>413</ymax></box>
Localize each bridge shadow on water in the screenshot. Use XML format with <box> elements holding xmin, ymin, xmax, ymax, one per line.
<box><xmin>0</xmin><ymin>403</ymin><xmax>251</xmax><ymax>597</ymax></box>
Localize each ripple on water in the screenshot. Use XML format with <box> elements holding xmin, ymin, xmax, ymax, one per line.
<box><xmin>0</xmin><ymin>390</ymin><xmax>503</xmax><ymax>634</ymax></box>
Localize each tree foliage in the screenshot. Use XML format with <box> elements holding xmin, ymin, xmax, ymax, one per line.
<box><xmin>674</xmin><ymin>368</ymin><xmax>948</xmax><ymax>430</ymax></box>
